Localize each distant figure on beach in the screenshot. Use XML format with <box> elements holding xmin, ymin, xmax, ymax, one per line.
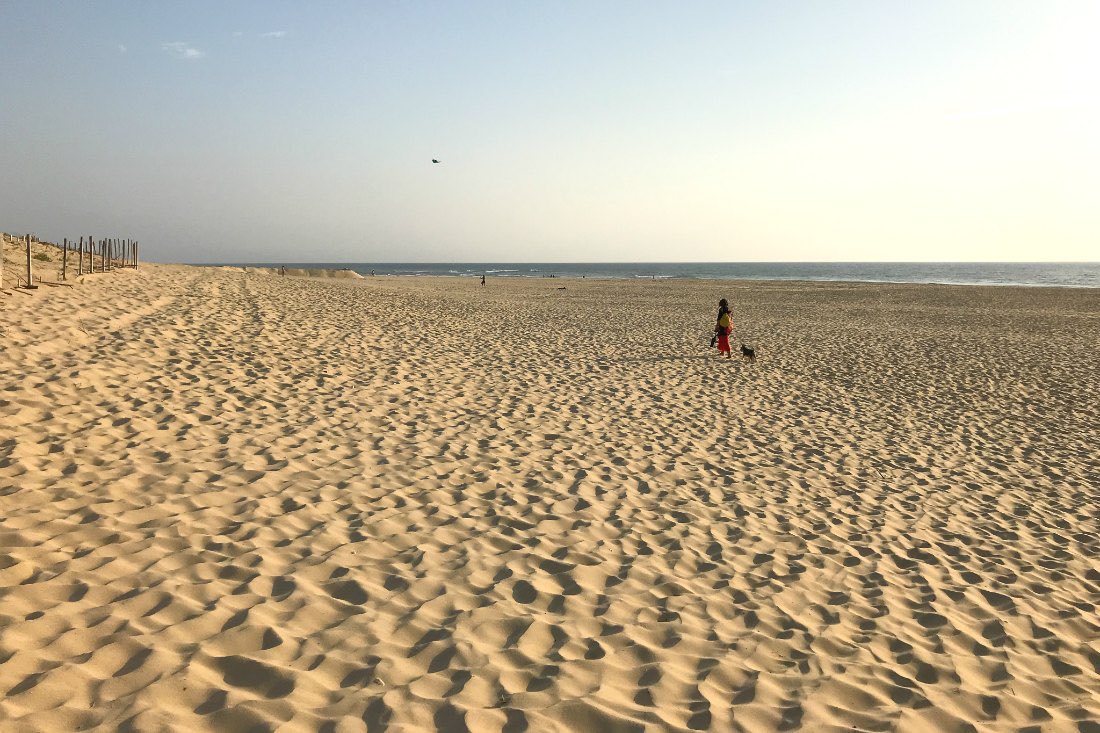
<box><xmin>481</xmin><ymin>274</ymin><xmax>486</xmax><ymax>286</ymax></box>
<box><xmin>713</xmin><ymin>298</ymin><xmax>733</xmax><ymax>358</ymax></box>
<box><xmin>370</xmin><ymin>269</ymin><xmax>375</xmax><ymax>276</ymax></box>
<box><xmin>279</xmin><ymin>266</ymin><xmax>285</xmax><ymax>276</ymax></box>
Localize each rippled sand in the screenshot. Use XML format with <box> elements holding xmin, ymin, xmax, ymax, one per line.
<box><xmin>1</xmin><ymin>264</ymin><xmax>1098</xmax><ymax>732</ymax></box>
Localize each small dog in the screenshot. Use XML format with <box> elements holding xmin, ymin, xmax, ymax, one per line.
<box><xmin>740</xmin><ymin>343</ymin><xmax>757</xmax><ymax>362</ymax></box>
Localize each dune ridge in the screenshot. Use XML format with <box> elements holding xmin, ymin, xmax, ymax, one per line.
<box><xmin>1</xmin><ymin>264</ymin><xmax>1098</xmax><ymax>732</ymax></box>
<box><xmin>232</xmin><ymin>266</ymin><xmax>365</xmax><ymax>280</ymax></box>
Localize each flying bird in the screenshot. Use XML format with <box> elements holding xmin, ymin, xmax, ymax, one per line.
<box><xmin>432</xmin><ymin>159</ymin><xmax>441</xmax><ymax>164</ymax></box>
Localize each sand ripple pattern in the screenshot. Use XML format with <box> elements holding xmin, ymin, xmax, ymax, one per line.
<box><xmin>1</xmin><ymin>267</ymin><xmax>1098</xmax><ymax>732</ymax></box>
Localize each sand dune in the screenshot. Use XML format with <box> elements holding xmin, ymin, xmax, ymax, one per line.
<box><xmin>236</xmin><ymin>267</ymin><xmax>366</xmax><ymax>280</ymax></box>
<box><xmin>1</xmin><ymin>264</ymin><xmax>1098</xmax><ymax>732</ymax></box>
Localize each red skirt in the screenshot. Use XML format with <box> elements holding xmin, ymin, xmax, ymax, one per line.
<box><xmin>717</xmin><ymin>329</ymin><xmax>731</xmax><ymax>353</ymax></box>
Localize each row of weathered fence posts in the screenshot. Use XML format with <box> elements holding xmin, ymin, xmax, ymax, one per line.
<box><xmin>2</xmin><ymin>233</ymin><xmax>140</xmax><ymax>291</ymax></box>
<box><xmin>60</xmin><ymin>236</ymin><xmax>139</xmax><ymax>280</ymax></box>
<box><xmin>78</xmin><ymin>237</ymin><xmax>140</xmax><ymax>274</ymax></box>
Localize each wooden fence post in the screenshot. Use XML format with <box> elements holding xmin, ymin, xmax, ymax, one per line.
<box><xmin>62</xmin><ymin>238</ymin><xmax>68</xmax><ymax>280</ymax></box>
<box><xmin>24</xmin><ymin>234</ymin><xmax>38</xmax><ymax>289</ymax></box>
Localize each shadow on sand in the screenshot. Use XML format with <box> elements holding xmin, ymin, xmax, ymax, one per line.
<box><xmin>596</xmin><ymin>354</ymin><xmax>717</xmax><ymax>364</ymax></box>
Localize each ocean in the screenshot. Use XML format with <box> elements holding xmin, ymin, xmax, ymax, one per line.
<box><xmin>222</xmin><ymin>262</ymin><xmax>1100</xmax><ymax>288</ymax></box>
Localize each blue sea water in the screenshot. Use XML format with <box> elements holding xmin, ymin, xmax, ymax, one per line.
<box><xmin>225</xmin><ymin>262</ymin><xmax>1100</xmax><ymax>288</ymax></box>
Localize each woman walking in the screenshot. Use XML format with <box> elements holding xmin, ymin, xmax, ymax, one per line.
<box><xmin>714</xmin><ymin>298</ymin><xmax>733</xmax><ymax>358</ymax></box>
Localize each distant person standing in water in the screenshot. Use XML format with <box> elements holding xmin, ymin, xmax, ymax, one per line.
<box><xmin>713</xmin><ymin>298</ymin><xmax>733</xmax><ymax>358</ymax></box>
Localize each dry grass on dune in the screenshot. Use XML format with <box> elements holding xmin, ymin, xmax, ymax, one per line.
<box><xmin>1</xmin><ymin>265</ymin><xmax>1098</xmax><ymax>732</ymax></box>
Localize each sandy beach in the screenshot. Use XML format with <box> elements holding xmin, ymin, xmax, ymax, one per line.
<box><xmin>1</xmin><ymin>262</ymin><xmax>1098</xmax><ymax>732</ymax></box>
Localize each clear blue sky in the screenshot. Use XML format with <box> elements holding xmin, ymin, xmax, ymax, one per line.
<box><xmin>2</xmin><ymin>1</ymin><xmax>1097</xmax><ymax>262</ymax></box>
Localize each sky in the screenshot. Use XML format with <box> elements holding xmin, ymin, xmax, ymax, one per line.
<box><xmin>1</xmin><ymin>1</ymin><xmax>1098</xmax><ymax>263</ymax></box>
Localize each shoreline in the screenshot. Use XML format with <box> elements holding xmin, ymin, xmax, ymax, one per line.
<box><xmin>187</xmin><ymin>261</ymin><xmax>1100</xmax><ymax>290</ymax></box>
<box><xmin>191</xmin><ymin>263</ymin><xmax>1100</xmax><ymax>291</ymax></box>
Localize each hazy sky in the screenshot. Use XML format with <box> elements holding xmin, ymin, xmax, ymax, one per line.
<box><xmin>2</xmin><ymin>1</ymin><xmax>1097</xmax><ymax>263</ymax></box>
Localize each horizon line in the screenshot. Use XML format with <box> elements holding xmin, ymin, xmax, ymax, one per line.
<box><xmin>185</xmin><ymin>259</ymin><xmax>1100</xmax><ymax>266</ymax></box>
